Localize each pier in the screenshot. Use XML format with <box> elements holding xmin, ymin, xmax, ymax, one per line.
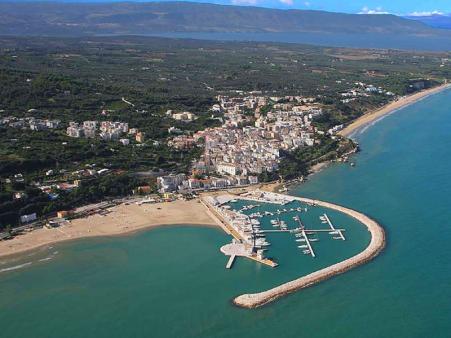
<box><xmin>321</xmin><ymin>213</ymin><xmax>345</xmax><ymax>240</ymax></box>
<box><xmin>298</xmin><ymin>229</ymin><xmax>315</xmax><ymax>257</ymax></box>
<box><xmin>226</xmin><ymin>255</ymin><xmax>236</xmax><ymax>269</ymax></box>
<box><xmin>219</xmin><ymin>242</ymin><xmax>278</xmax><ymax>269</ymax></box>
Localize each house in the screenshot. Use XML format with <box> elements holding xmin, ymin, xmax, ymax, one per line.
<box><xmin>157</xmin><ymin>174</ymin><xmax>186</xmax><ymax>193</ymax></box>
<box><xmin>136</xmin><ymin>132</ymin><xmax>145</xmax><ymax>143</ymax></box>
<box><xmin>57</xmin><ymin>210</ymin><xmax>72</xmax><ymax>218</ymax></box>
<box><xmin>216</xmin><ymin>162</ymin><xmax>240</xmax><ymax>176</ymax></box>
<box><xmin>67</xmin><ymin>126</ymin><xmax>84</xmax><ymax>138</ymax></box>
<box><xmin>248</xmin><ymin>176</ymin><xmax>259</xmax><ymax>185</ymax></box>
<box><xmin>135</xmin><ymin>185</ymin><xmax>152</xmax><ymax>194</ymax></box>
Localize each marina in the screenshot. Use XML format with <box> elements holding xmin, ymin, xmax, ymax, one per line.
<box><xmin>232</xmin><ymin>193</ymin><xmax>385</xmax><ymax>308</ymax></box>
<box><xmin>202</xmin><ymin>189</ymin><xmax>352</xmax><ymax>269</ymax></box>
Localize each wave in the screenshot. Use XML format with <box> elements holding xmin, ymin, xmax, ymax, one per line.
<box><xmin>0</xmin><ymin>262</ymin><xmax>32</xmax><ymax>273</ymax></box>
<box><xmin>0</xmin><ymin>249</ymin><xmax>59</xmax><ymax>273</ymax></box>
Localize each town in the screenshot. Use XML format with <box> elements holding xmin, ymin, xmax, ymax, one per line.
<box><xmin>160</xmin><ymin>92</ymin><xmax>330</xmax><ymax>193</ymax></box>
<box><xmin>0</xmin><ymin>76</ymin><xmax>431</xmax><ymax>231</ymax></box>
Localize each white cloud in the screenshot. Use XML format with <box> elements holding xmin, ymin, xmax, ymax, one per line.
<box><xmin>280</xmin><ymin>0</ymin><xmax>294</xmax><ymax>5</ymax></box>
<box><xmin>231</xmin><ymin>0</ymin><xmax>258</xmax><ymax>5</ymax></box>
<box><xmin>359</xmin><ymin>6</ymin><xmax>390</xmax><ymax>15</ymax></box>
<box><xmin>304</xmin><ymin>1</ymin><xmax>311</xmax><ymax>7</ymax></box>
<box><xmin>408</xmin><ymin>11</ymin><xmax>445</xmax><ymax>17</ymax></box>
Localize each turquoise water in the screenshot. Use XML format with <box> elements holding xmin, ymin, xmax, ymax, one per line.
<box><xmin>1</xmin><ymin>89</ymin><xmax>451</xmax><ymax>337</ymax></box>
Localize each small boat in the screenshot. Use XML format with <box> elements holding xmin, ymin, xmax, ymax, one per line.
<box><xmin>303</xmin><ymin>250</ymin><xmax>311</xmax><ymax>254</ymax></box>
<box><xmin>309</xmin><ymin>238</ymin><xmax>319</xmax><ymax>242</ymax></box>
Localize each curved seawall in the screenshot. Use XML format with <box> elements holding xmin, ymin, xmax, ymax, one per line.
<box><xmin>233</xmin><ymin>197</ymin><xmax>385</xmax><ymax>308</ymax></box>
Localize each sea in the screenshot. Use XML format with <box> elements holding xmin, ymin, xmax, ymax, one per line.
<box><xmin>148</xmin><ymin>32</ymin><xmax>451</xmax><ymax>51</ymax></box>
<box><xmin>1</xmin><ymin>88</ymin><xmax>451</xmax><ymax>337</ymax></box>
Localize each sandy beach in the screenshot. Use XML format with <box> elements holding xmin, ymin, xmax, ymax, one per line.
<box><xmin>0</xmin><ymin>200</ymin><xmax>217</xmax><ymax>259</ymax></box>
<box><xmin>339</xmin><ymin>83</ymin><xmax>451</xmax><ymax>137</ymax></box>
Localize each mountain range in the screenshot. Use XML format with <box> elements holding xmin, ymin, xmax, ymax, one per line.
<box><xmin>406</xmin><ymin>14</ymin><xmax>451</xmax><ymax>30</ymax></box>
<box><xmin>0</xmin><ymin>1</ymin><xmax>447</xmax><ymax>36</ymax></box>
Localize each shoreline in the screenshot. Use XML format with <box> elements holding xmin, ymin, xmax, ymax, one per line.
<box><xmin>233</xmin><ymin>196</ymin><xmax>386</xmax><ymax>308</ymax></box>
<box><xmin>3</xmin><ymin>85</ymin><xmax>443</xmax><ymax>262</ymax></box>
<box><xmin>0</xmin><ymin>200</ymin><xmax>218</xmax><ymax>260</ymax></box>
<box><xmin>339</xmin><ymin>83</ymin><xmax>451</xmax><ymax>138</ymax></box>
